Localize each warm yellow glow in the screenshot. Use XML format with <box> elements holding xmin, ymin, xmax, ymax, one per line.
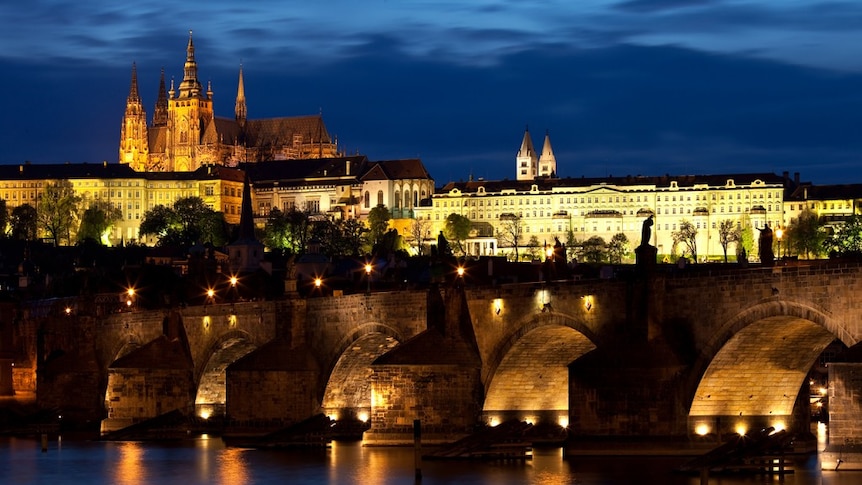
<box><xmin>819</xmin><ymin>387</ymin><xmax>827</xmax><ymax>396</ymax></box>
<box><xmin>64</xmin><ymin>307</ymin><xmax>71</xmax><ymax>315</ymax></box>
<box><xmin>695</xmin><ymin>423</ymin><xmax>710</xmax><ymax>436</ymax></box>
<box><xmin>558</xmin><ymin>416</ymin><xmax>569</xmax><ymax>428</ymax></box>
<box><xmin>203</xmin><ymin>316</ymin><xmax>211</xmax><ymax>328</ymax></box>
<box><xmin>771</xmin><ymin>421</ymin><xmax>786</xmax><ymax>434</ymax></box>
<box><xmin>127</xmin><ymin>288</ymin><xmax>135</xmax><ymax>297</ymax></box>
<box><xmin>358</xmin><ymin>412</ymin><xmax>369</xmax><ymax>423</ymax></box>
<box><xmin>735</xmin><ymin>423</ymin><xmax>747</xmax><ymax>436</ymax></box>
<box><xmin>314</xmin><ymin>277</ymin><xmax>322</xmax><ymax>288</ymax></box>
<box><xmin>126</xmin><ymin>300</ymin><xmax>132</xmax><ymax>307</ymax></box>
<box><xmin>524</xmin><ymin>415</ymin><xmax>535</xmax><ymax>425</ymax></box>
<box><xmin>229</xmin><ymin>276</ymin><xmax>238</xmax><ymax>287</ymax></box>
<box><xmin>228</xmin><ymin>315</ymin><xmax>237</xmax><ymax>326</ymax></box>
<box><xmin>207</xmin><ymin>288</ymin><xmax>215</xmax><ymax>298</ymax></box>
<box><xmin>327</xmin><ymin>413</ymin><xmax>339</xmax><ymax>422</ymax></box>
<box><xmin>817</xmin><ymin>401</ymin><xmax>823</xmax><ymax>408</ymax></box>
<box><xmin>775</xmin><ymin>228</ymin><xmax>783</xmax><ymax>240</ymax></box>
<box><xmin>200</xmin><ymin>410</ymin><xmax>211</xmax><ymax>420</ymax></box>
<box><xmin>489</xmin><ymin>416</ymin><xmax>501</xmax><ymax>427</ymax></box>
<box><xmin>365</xmin><ymin>264</ymin><xmax>372</xmax><ymax>275</ymax></box>
<box><xmin>457</xmin><ymin>266</ymin><xmax>465</xmax><ymax>277</ymax></box>
<box><xmin>583</xmin><ymin>295</ymin><xmax>593</xmax><ymax>311</ymax></box>
<box><xmin>546</xmin><ymin>247</ymin><xmax>554</xmax><ymax>258</ymax></box>
<box><xmin>493</xmin><ymin>298</ymin><xmax>503</xmax><ymax>315</ymax></box>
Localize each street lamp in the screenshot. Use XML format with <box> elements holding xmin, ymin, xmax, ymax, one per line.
<box><xmin>364</xmin><ymin>263</ymin><xmax>373</xmax><ymax>294</ymax></box>
<box><xmin>229</xmin><ymin>276</ymin><xmax>238</xmax><ymax>301</ymax></box>
<box><xmin>775</xmin><ymin>227</ymin><xmax>784</xmax><ymax>259</ymax></box>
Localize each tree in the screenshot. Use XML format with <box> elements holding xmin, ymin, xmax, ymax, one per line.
<box><xmin>787</xmin><ymin>209</ymin><xmax>825</xmax><ymax>259</ymax></box>
<box><xmin>565</xmin><ymin>228</ymin><xmax>579</xmax><ymax>262</ymax></box>
<box><xmin>38</xmin><ymin>180</ymin><xmax>82</xmax><ymax>246</ymax></box>
<box><xmin>580</xmin><ymin>236</ymin><xmax>607</xmax><ymax>263</ymax></box>
<box><xmin>262</xmin><ymin>208</ymin><xmax>312</xmax><ymax>255</ymax></box>
<box><xmin>310</xmin><ymin>218</ymin><xmax>365</xmax><ymax>257</ymax></box>
<box><xmin>444</xmin><ymin>213</ymin><xmax>471</xmax><ymax>256</ymax></box>
<box><xmin>497</xmin><ymin>214</ymin><xmax>523</xmax><ymax>261</ymax></box>
<box><xmin>607</xmin><ymin>233</ymin><xmax>629</xmax><ymax>264</ymax></box>
<box><xmin>0</xmin><ymin>199</ymin><xmax>7</xmax><ymax>238</ymax></box>
<box><xmin>672</xmin><ymin>220</ymin><xmax>698</xmax><ymax>261</ymax></box>
<box><xmin>10</xmin><ymin>204</ymin><xmax>37</xmax><ymax>241</ymax></box>
<box><xmin>140</xmin><ymin>196</ymin><xmax>226</xmax><ymax>248</ymax></box>
<box><xmin>367</xmin><ymin>205</ymin><xmax>391</xmax><ymax>248</ymax></box>
<box><xmin>407</xmin><ymin>217</ymin><xmax>431</xmax><ymax>256</ymax></box>
<box><xmin>718</xmin><ymin>219</ymin><xmax>739</xmax><ymax>263</ymax></box>
<box><xmin>826</xmin><ymin>215</ymin><xmax>862</xmax><ymax>257</ymax></box>
<box><xmin>77</xmin><ymin>200</ymin><xmax>123</xmax><ymax>244</ymax></box>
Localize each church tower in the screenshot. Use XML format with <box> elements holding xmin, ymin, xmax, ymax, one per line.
<box><xmin>235</xmin><ymin>64</ymin><xmax>247</xmax><ymax>128</ymax></box>
<box><xmin>538</xmin><ymin>130</ymin><xmax>557</xmax><ymax>178</ymax></box>
<box><xmin>119</xmin><ymin>63</ymin><xmax>149</xmax><ymax>172</ymax></box>
<box><xmin>166</xmin><ymin>31</ymin><xmax>213</xmax><ymax>172</ymax></box>
<box><xmin>516</xmin><ymin>127</ymin><xmax>538</xmax><ymax>181</ymax></box>
<box><xmin>152</xmin><ymin>68</ymin><xmax>168</xmax><ymax>127</ymax></box>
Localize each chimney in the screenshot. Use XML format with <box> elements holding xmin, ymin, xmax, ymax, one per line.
<box><xmin>794</xmin><ymin>172</ymin><xmax>800</xmax><ymax>185</ymax></box>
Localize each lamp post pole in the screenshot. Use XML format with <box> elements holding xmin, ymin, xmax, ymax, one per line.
<box><xmin>365</xmin><ymin>264</ymin><xmax>372</xmax><ymax>294</ymax></box>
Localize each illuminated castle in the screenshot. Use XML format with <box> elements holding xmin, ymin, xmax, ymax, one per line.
<box><xmin>119</xmin><ymin>31</ymin><xmax>339</xmax><ymax>172</ymax></box>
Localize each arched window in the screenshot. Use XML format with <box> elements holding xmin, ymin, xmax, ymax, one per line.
<box><xmin>414</xmin><ymin>190</ymin><xmax>419</xmax><ymax>207</ymax></box>
<box><xmin>404</xmin><ymin>190</ymin><xmax>411</xmax><ymax>208</ymax></box>
<box><xmin>377</xmin><ymin>190</ymin><xmax>384</xmax><ymax>206</ymax></box>
<box><xmin>364</xmin><ymin>191</ymin><xmax>370</xmax><ymax>208</ymax></box>
<box><xmin>394</xmin><ymin>190</ymin><xmax>400</xmax><ymax>208</ymax></box>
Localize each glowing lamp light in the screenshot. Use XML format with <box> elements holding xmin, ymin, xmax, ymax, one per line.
<box><xmin>327</xmin><ymin>413</ymin><xmax>339</xmax><ymax>422</ymax></box>
<box><xmin>493</xmin><ymin>298</ymin><xmax>502</xmax><ymax>315</ymax></box>
<box><xmin>695</xmin><ymin>423</ymin><xmax>710</xmax><ymax>436</ymax></box>
<box><xmin>358</xmin><ymin>412</ymin><xmax>369</xmax><ymax>423</ymax></box>
<box><xmin>64</xmin><ymin>307</ymin><xmax>71</xmax><ymax>316</ymax></box>
<box><xmin>127</xmin><ymin>288</ymin><xmax>135</xmax><ymax>298</ymax></box>
<box><xmin>229</xmin><ymin>276</ymin><xmax>238</xmax><ymax>287</ymax></box>
<box><xmin>456</xmin><ymin>266</ymin><xmax>465</xmax><ymax>277</ymax></box>
<box><xmin>771</xmin><ymin>421</ymin><xmax>786</xmax><ymax>434</ymax></box>
<box><xmin>365</xmin><ymin>264</ymin><xmax>372</xmax><ymax>275</ymax></box>
<box><xmin>819</xmin><ymin>387</ymin><xmax>827</xmax><ymax>396</ymax></box>
<box><xmin>207</xmin><ymin>288</ymin><xmax>215</xmax><ymax>298</ymax></box>
<box><xmin>735</xmin><ymin>423</ymin><xmax>748</xmax><ymax>436</ymax></box>
<box><xmin>314</xmin><ymin>277</ymin><xmax>323</xmax><ymax>288</ymax></box>
<box><xmin>489</xmin><ymin>416</ymin><xmax>501</xmax><ymax>427</ymax></box>
<box><xmin>583</xmin><ymin>295</ymin><xmax>593</xmax><ymax>311</ymax></box>
<box><xmin>200</xmin><ymin>410</ymin><xmax>211</xmax><ymax>420</ymax></box>
<box><xmin>523</xmin><ymin>416</ymin><xmax>535</xmax><ymax>425</ymax></box>
<box><xmin>126</xmin><ymin>300</ymin><xmax>132</xmax><ymax>307</ymax></box>
<box><xmin>558</xmin><ymin>416</ymin><xmax>569</xmax><ymax>428</ymax></box>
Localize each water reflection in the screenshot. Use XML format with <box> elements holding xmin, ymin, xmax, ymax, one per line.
<box><xmin>114</xmin><ymin>441</ymin><xmax>145</xmax><ymax>485</ymax></box>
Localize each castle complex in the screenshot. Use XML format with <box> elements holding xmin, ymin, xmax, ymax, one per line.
<box><xmin>119</xmin><ymin>32</ymin><xmax>339</xmax><ymax>173</ymax></box>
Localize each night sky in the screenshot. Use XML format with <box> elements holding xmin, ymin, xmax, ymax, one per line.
<box><xmin>1</xmin><ymin>1</ymin><xmax>861</xmax><ymax>185</ymax></box>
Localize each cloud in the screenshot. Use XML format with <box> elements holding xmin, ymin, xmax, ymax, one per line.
<box><xmin>614</xmin><ymin>0</ymin><xmax>723</xmax><ymax>14</ymax></box>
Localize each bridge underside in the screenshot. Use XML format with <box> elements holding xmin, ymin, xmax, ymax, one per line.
<box><xmin>195</xmin><ymin>337</ymin><xmax>258</xmax><ymax>419</ymax></box>
<box><xmin>690</xmin><ymin>316</ymin><xmax>836</xmax><ymax>436</ymax></box>
<box><xmin>483</xmin><ymin>325</ymin><xmax>595</xmax><ymax>426</ymax></box>
<box><xmin>322</xmin><ymin>333</ymin><xmax>399</xmax><ymax>422</ymax></box>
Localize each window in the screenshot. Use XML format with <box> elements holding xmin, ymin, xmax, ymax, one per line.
<box><xmin>377</xmin><ymin>191</ymin><xmax>383</xmax><ymax>206</ymax></box>
<box><xmin>364</xmin><ymin>191</ymin><xmax>370</xmax><ymax>208</ymax></box>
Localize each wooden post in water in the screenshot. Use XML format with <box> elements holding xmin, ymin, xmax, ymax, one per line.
<box><xmin>41</xmin><ymin>433</ymin><xmax>48</xmax><ymax>452</ymax></box>
<box><xmin>414</xmin><ymin>419</ymin><xmax>422</xmax><ymax>481</ymax></box>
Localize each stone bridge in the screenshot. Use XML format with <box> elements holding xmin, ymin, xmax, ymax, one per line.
<box><xmin>6</xmin><ymin>260</ymin><xmax>862</xmax><ymax>447</ymax></box>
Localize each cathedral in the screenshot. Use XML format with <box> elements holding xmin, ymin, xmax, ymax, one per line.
<box><xmin>119</xmin><ymin>32</ymin><xmax>340</xmax><ymax>172</ymax></box>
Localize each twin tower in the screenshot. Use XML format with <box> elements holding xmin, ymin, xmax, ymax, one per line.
<box><xmin>516</xmin><ymin>127</ymin><xmax>557</xmax><ymax>181</ymax></box>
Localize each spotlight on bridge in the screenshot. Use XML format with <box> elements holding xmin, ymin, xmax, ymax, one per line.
<box><xmin>735</xmin><ymin>423</ymin><xmax>748</xmax><ymax>436</ymax></box>
<box><xmin>558</xmin><ymin>416</ymin><xmax>569</xmax><ymax>428</ymax></box>
<box><xmin>358</xmin><ymin>412</ymin><xmax>369</xmax><ymax>423</ymax></box>
<box><xmin>493</xmin><ymin>298</ymin><xmax>502</xmax><ymax>315</ymax></box>
<box><xmin>64</xmin><ymin>306</ymin><xmax>71</xmax><ymax>316</ymax></box>
<box><xmin>583</xmin><ymin>295</ymin><xmax>593</xmax><ymax>311</ymax></box>
<box><xmin>694</xmin><ymin>423</ymin><xmax>710</xmax><ymax>436</ymax></box>
<box><xmin>771</xmin><ymin>421</ymin><xmax>786</xmax><ymax>434</ymax></box>
<box><xmin>488</xmin><ymin>416</ymin><xmax>501</xmax><ymax>427</ymax></box>
<box><xmin>314</xmin><ymin>277</ymin><xmax>323</xmax><ymax>288</ymax></box>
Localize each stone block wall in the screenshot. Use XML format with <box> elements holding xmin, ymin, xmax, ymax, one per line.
<box><xmin>365</xmin><ymin>364</ymin><xmax>482</xmax><ymax>444</ymax></box>
<box><xmin>226</xmin><ymin>369</ymin><xmax>319</xmax><ymax>425</ymax></box>
<box><xmin>828</xmin><ymin>363</ymin><xmax>862</xmax><ymax>445</ymax></box>
<box><xmin>102</xmin><ymin>368</ymin><xmax>193</xmax><ymax>432</ymax></box>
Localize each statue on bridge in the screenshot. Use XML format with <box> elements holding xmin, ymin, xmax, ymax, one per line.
<box><xmin>758</xmin><ymin>224</ymin><xmax>775</xmax><ymax>267</ymax></box>
<box><xmin>635</xmin><ymin>215</ymin><xmax>657</xmax><ymax>268</ymax></box>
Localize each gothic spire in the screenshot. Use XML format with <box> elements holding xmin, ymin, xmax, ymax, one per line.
<box><xmin>178</xmin><ymin>30</ymin><xmax>204</xmax><ymax>99</ymax></box>
<box><xmin>152</xmin><ymin>67</ymin><xmax>168</xmax><ymax>127</ymax></box>
<box><xmin>539</xmin><ymin>129</ymin><xmax>557</xmax><ymax>178</ymax></box>
<box><xmin>127</xmin><ymin>62</ymin><xmax>141</xmax><ymax>104</ymax></box>
<box><xmin>235</xmin><ymin>63</ymin><xmax>247</xmax><ymax>125</ymax></box>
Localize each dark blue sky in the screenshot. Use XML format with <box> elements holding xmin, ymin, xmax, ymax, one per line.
<box><xmin>1</xmin><ymin>1</ymin><xmax>861</xmax><ymax>185</ymax></box>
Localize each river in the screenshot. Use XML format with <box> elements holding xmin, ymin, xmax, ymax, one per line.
<box><xmin>2</xmin><ymin>434</ymin><xmax>861</xmax><ymax>485</ymax></box>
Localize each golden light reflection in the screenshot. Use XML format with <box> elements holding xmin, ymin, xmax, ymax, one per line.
<box><xmin>114</xmin><ymin>441</ymin><xmax>146</xmax><ymax>485</ymax></box>
<box><xmin>216</xmin><ymin>447</ymin><xmax>249</xmax><ymax>485</ymax></box>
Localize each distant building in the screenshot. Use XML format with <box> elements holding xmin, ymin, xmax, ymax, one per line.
<box><xmin>784</xmin><ymin>179</ymin><xmax>862</xmax><ymax>232</ymax></box>
<box><xmin>119</xmin><ymin>32</ymin><xmax>339</xmax><ymax>173</ymax></box>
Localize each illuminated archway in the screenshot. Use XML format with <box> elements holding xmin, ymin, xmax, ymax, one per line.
<box><xmin>194</xmin><ymin>333</ymin><xmax>257</xmax><ymax>419</ymax></box>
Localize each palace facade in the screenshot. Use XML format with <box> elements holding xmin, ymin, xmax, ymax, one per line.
<box><xmin>119</xmin><ymin>32</ymin><xmax>339</xmax><ymax>173</ymax></box>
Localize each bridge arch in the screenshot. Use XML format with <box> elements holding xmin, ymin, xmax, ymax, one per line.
<box><xmin>483</xmin><ymin>312</ymin><xmax>597</xmax><ymax>426</ymax></box>
<box><xmin>194</xmin><ymin>329</ymin><xmax>258</xmax><ymax>419</ymax></box>
<box><xmin>687</xmin><ymin>298</ymin><xmax>846</xmax><ymax>437</ymax></box>
<box><xmin>320</xmin><ymin>323</ymin><xmax>403</xmax><ymax>422</ymax></box>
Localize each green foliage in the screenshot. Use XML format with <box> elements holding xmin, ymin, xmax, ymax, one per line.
<box><xmin>77</xmin><ymin>200</ymin><xmax>123</xmax><ymax>244</ymax></box>
<box><xmin>444</xmin><ymin>213</ymin><xmax>471</xmax><ymax>256</ymax></box>
<box><xmin>0</xmin><ymin>199</ymin><xmax>7</xmax><ymax>238</ymax></box>
<box><xmin>671</xmin><ymin>220</ymin><xmax>697</xmax><ymax>261</ymax></box>
<box><xmin>826</xmin><ymin>215</ymin><xmax>862</xmax><ymax>257</ymax></box>
<box><xmin>527</xmin><ymin>235</ymin><xmax>542</xmax><ymax>260</ymax></box>
<box><xmin>565</xmin><ymin>228</ymin><xmax>579</xmax><ymax>262</ymax></box>
<box><xmin>310</xmin><ymin>218</ymin><xmax>365</xmax><ymax>257</ymax></box>
<box><xmin>787</xmin><ymin>209</ymin><xmax>825</xmax><ymax>259</ymax></box>
<box><xmin>607</xmin><ymin>232</ymin><xmax>629</xmax><ymax>264</ymax></box>
<box><xmin>580</xmin><ymin>236</ymin><xmax>607</xmax><ymax>263</ymax></box>
<box><xmin>10</xmin><ymin>204</ymin><xmax>37</xmax><ymax>241</ymax></box>
<box><xmin>367</xmin><ymin>205</ymin><xmax>391</xmax><ymax>247</ymax></box>
<box><xmin>38</xmin><ymin>180</ymin><xmax>82</xmax><ymax>246</ymax></box>
<box><xmin>262</xmin><ymin>208</ymin><xmax>311</xmax><ymax>255</ymax></box>
<box><xmin>139</xmin><ymin>196</ymin><xmax>227</xmax><ymax>248</ymax></box>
